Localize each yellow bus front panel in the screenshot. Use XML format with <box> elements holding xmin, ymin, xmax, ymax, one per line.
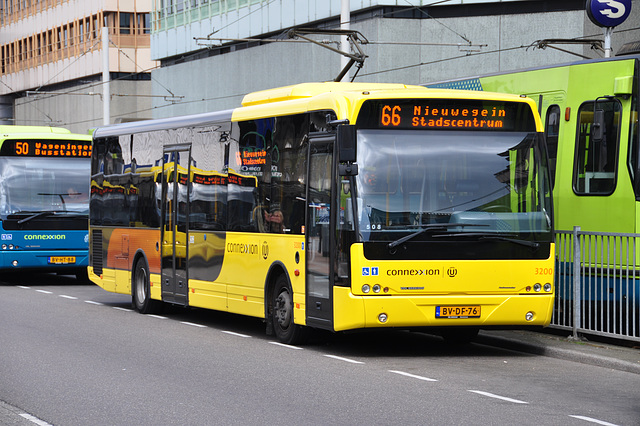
<box><xmin>333</xmin><ymin>243</ymin><xmax>555</xmax><ymax>331</ymax></box>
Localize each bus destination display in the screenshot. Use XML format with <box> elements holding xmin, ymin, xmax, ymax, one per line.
<box><xmin>357</xmin><ymin>99</ymin><xmax>535</xmax><ymax>132</ymax></box>
<box><xmin>0</xmin><ymin>139</ymin><xmax>92</xmax><ymax>157</ymax></box>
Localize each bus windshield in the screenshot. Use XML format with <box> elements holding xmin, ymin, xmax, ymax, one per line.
<box><xmin>354</xmin><ymin>129</ymin><xmax>552</xmax><ymax>242</ymax></box>
<box><xmin>0</xmin><ymin>157</ymin><xmax>90</xmax><ymax>219</ymax></box>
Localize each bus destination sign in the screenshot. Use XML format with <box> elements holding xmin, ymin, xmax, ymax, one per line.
<box><xmin>1</xmin><ymin>140</ymin><xmax>92</xmax><ymax>158</ymax></box>
<box><xmin>357</xmin><ymin>99</ymin><xmax>535</xmax><ymax>132</ymax></box>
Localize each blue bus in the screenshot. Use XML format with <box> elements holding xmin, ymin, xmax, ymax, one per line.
<box><xmin>0</xmin><ymin>126</ymin><xmax>92</xmax><ymax>280</ymax></box>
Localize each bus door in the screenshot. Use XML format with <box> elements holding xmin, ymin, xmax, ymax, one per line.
<box><xmin>305</xmin><ymin>135</ymin><xmax>335</xmax><ymax>329</ymax></box>
<box><xmin>161</xmin><ymin>143</ymin><xmax>192</xmax><ymax>306</ymax></box>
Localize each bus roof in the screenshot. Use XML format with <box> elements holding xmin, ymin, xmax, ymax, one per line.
<box><xmin>426</xmin><ymin>53</ymin><xmax>640</xmax><ymax>89</ymax></box>
<box><xmin>0</xmin><ymin>125</ymin><xmax>73</xmax><ymax>135</ymax></box>
<box><xmin>93</xmin><ymin>82</ymin><xmax>541</xmax><ymax>138</ymax></box>
<box><xmin>241</xmin><ymin>82</ymin><xmax>420</xmax><ymax>106</ymax></box>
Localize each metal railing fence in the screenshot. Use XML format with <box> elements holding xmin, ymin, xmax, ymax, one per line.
<box><xmin>553</xmin><ymin>227</ymin><xmax>640</xmax><ymax>343</ymax></box>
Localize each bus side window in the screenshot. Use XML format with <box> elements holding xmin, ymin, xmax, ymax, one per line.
<box><xmin>573</xmin><ymin>100</ymin><xmax>621</xmax><ymax>195</ymax></box>
<box><xmin>629</xmin><ymin>82</ymin><xmax>639</xmax><ymax>199</ymax></box>
<box><xmin>545</xmin><ymin>105</ymin><xmax>560</xmax><ymax>187</ymax></box>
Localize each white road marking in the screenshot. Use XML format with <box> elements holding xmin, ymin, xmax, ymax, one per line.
<box><xmin>59</xmin><ymin>295</ymin><xmax>78</xmax><ymax>300</ymax></box>
<box><xmin>569</xmin><ymin>415</ymin><xmax>619</xmax><ymax>426</ymax></box>
<box><xmin>148</xmin><ymin>314</ymin><xmax>168</xmax><ymax>319</ymax></box>
<box><xmin>221</xmin><ymin>330</ymin><xmax>250</xmax><ymax>338</ymax></box>
<box><xmin>85</xmin><ymin>300</ymin><xmax>103</xmax><ymax>305</ymax></box>
<box><xmin>113</xmin><ymin>307</ymin><xmax>133</xmax><ymax>312</ymax></box>
<box><xmin>324</xmin><ymin>354</ymin><xmax>364</xmax><ymax>364</ymax></box>
<box><xmin>35</xmin><ymin>290</ymin><xmax>52</xmax><ymax>294</ymax></box>
<box><xmin>17</xmin><ymin>286</ymin><xmax>30</xmax><ymax>289</ymax></box>
<box><xmin>468</xmin><ymin>390</ymin><xmax>528</xmax><ymax>404</ymax></box>
<box><xmin>388</xmin><ymin>370</ymin><xmax>438</xmax><ymax>382</ymax></box>
<box><xmin>181</xmin><ymin>321</ymin><xmax>207</xmax><ymax>328</ymax></box>
<box><xmin>19</xmin><ymin>413</ymin><xmax>52</xmax><ymax>426</ymax></box>
<box><xmin>269</xmin><ymin>341</ymin><xmax>303</xmax><ymax>350</ymax></box>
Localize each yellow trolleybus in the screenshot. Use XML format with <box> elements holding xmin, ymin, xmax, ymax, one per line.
<box><xmin>89</xmin><ymin>82</ymin><xmax>555</xmax><ymax>344</ymax></box>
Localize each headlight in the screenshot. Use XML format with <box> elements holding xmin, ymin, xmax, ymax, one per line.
<box><xmin>533</xmin><ymin>283</ymin><xmax>542</xmax><ymax>292</ymax></box>
<box><xmin>362</xmin><ymin>284</ymin><xmax>370</xmax><ymax>293</ymax></box>
<box><xmin>544</xmin><ymin>283</ymin><xmax>552</xmax><ymax>292</ymax></box>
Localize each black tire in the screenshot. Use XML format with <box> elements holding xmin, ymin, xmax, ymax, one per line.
<box><xmin>271</xmin><ymin>275</ymin><xmax>308</xmax><ymax>345</ymax></box>
<box><xmin>132</xmin><ymin>257</ymin><xmax>161</xmax><ymax>314</ymax></box>
<box><xmin>440</xmin><ymin>327</ymin><xmax>479</xmax><ymax>345</ymax></box>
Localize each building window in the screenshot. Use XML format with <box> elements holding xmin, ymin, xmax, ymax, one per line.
<box><xmin>138</xmin><ymin>13</ymin><xmax>151</xmax><ymax>34</ymax></box>
<box><xmin>120</xmin><ymin>12</ymin><xmax>131</xmax><ymax>34</ymax></box>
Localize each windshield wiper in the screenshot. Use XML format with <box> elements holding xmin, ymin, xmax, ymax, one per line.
<box><xmin>388</xmin><ymin>223</ymin><xmax>487</xmax><ymax>249</ymax></box>
<box><xmin>434</xmin><ymin>232</ymin><xmax>540</xmax><ymax>248</ymax></box>
<box><xmin>13</xmin><ymin>210</ymin><xmax>72</xmax><ymax>224</ymax></box>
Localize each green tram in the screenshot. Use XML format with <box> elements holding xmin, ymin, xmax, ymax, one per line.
<box><xmin>425</xmin><ymin>44</ymin><xmax>640</xmax><ymax>337</ymax></box>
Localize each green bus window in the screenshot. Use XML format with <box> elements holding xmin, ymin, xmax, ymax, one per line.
<box><xmin>545</xmin><ymin>105</ymin><xmax>560</xmax><ymax>187</ymax></box>
<box><xmin>573</xmin><ymin>100</ymin><xmax>621</xmax><ymax>195</ymax></box>
<box><xmin>629</xmin><ymin>68</ymin><xmax>639</xmax><ymax>199</ymax></box>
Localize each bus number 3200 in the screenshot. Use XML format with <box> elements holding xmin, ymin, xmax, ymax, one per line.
<box><xmin>535</xmin><ymin>267</ymin><xmax>553</xmax><ymax>275</ymax></box>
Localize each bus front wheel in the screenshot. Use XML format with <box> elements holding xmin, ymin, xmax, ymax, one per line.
<box><xmin>271</xmin><ymin>275</ymin><xmax>308</xmax><ymax>345</ymax></box>
<box><xmin>132</xmin><ymin>258</ymin><xmax>160</xmax><ymax>314</ymax></box>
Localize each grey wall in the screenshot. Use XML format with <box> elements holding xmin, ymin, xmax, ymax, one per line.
<box><xmin>14</xmin><ymin>80</ymin><xmax>153</xmax><ymax>134</ymax></box>
<box><xmin>150</xmin><ymin>7</ymin><xmax>640</xmax><ymax>119</ymax></box>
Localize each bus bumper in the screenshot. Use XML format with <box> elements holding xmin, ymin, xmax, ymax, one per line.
<box><xmin>332</xmin><ymin>286</ymin><xmax>554</xmax><ymax>331</ymax></box>
<box><xmin>0</xmin><ymin>250</ymin><xmax>89</xmax><ymax>272</ymax></box>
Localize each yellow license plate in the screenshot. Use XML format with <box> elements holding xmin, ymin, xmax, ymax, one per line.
<box><xmin>436</xmin><ymin>305</ymin><xmax>481</xmax><ymax>318</ymax></box>
<box><xmin>48</xmin><ymin>256</ymin><xmax>76</xmax><ymax>264</ymax></box>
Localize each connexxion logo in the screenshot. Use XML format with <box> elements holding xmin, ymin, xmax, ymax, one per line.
<box><xmin>24</xmin><ymin>234</ymin><xmax>66</xmax><ymax>240</ymax></box>
<box><xmin>226</xmin><ymin>242</ymin><xmax>259</xmax><ymax>255</ymax></box>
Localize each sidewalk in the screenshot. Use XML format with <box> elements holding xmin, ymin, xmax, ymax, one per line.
<box><xmin>477</xmin><ymin>329</ymin><xmax>640</xmax><ymax>374</ymax></box>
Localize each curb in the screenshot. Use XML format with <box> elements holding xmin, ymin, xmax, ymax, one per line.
<box><xmin>477</xmin><ymin>332</ymin><xmax>640</xmax><ymax>375</ymax></box>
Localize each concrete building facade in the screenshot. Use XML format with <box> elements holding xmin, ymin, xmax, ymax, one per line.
<box><xmin>0</xmin><ymin>0</ymin><xmax>157</xmax><ymax>133</ymax></box>
<box><xmin>1</xmin><ymin>1</ymin><xmax>638</xmax><ymax>130</ymax></box>
<box><xmin>148</xmin><ymin>0</ymin><xmax>640</xmax><ymax>119</ymax></box>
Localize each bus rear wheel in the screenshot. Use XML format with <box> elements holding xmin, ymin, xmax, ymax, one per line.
<box><xmin>271</xmin><ymin>275</ymin><xmax>308</xmax><ymax>345</ymax></box>
<box><xmin>132</xmin><ymin>257</ymin><xmax>160</xmax><ymax>314</ymax></box>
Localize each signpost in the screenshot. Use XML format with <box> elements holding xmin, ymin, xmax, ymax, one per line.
<box><xmin>586</xmin><ymin>0</ymin><xmax>632</xmax><ymax>57</ymax></box>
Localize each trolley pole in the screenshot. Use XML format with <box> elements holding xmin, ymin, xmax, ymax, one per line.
<box><xmin>102</xmin><ymin>26</ymin><xmax>110</xmax><ymax>125</ymax></box>
<box><xmin>340</xmin><ymin>0</ymin><xmax>350</xmax><ymax>81</ymax></box>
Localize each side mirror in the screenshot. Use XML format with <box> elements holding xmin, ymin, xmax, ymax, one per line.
<box><xmin>337</xmin><ymin>124</ymin><xmax>358</xmax><ymax>176</ymax></box>
<box><xmin>592</xmin><ymin>109</ymin><xmax>605</xmax><ymax>143</ymax></box>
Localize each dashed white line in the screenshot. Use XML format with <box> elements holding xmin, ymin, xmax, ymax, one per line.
<box><xmin>59</xmin><ymin>295</ymin><xmax>78</xmax><ymax>300</ymax></box>
<box><xmin>84</xmin><ymin>300</ymin><xmax>103</xmax><ymax>306</ymax></box>
<box><xmin>269</xmin><ymin>341</ymin><xmax>303</xmax><ymax>350</ymax></box>
<box><xmin>468</xmin><ymin>390</ymin><xmax>528</xmax><ymax>404</ymax></box>
<box><xmin>388</xmin><ymin>370</ymin><xmax>438</xmax><ymax>382</ymax></box>
<box><xmin>19</xmin><ymin>413</ymin><xmax>52</xmax><ymax>426</ymax></box>
<box><xmin>569</xmin><ymin>415</ymin><xmax>619</xmax><ymax>426</ymax></box>
<box><xmin>148</xmin><ymin>314</ymin><xmax>167</xmax><ymax>319</ymax></box>
<box><xmin>221</xmin><ymin>330</ymin><xmax>250</xmax><ymax>338</ymax></box>
<box><xmin>17</xmin><ymin>285</ymin><xmax>31</xmax><ymax>289</ymax></box>
<box><xmin>181</xmin><ymin>321</ymin><xmax>207</xmax><ymax>328</ymax></box>
<box><xmin>324</xmin><ymin>354</ymin><xmax>364</xmax><ymax>364</ymax></box>
<box><xmin>35</xmin><ymin>290</ymin><xmax>52</xmax><ymax>294</ymax></box>
<box><xmin>113</xmin><ymin>307</ymin><xmax>133</xmax><ymax>312</ymax></box>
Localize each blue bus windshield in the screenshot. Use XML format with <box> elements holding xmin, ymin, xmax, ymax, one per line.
<box><xmin>0</xmin><ymin>157</ymin><xmax>90</xmax><ymax>219</ymax></box>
